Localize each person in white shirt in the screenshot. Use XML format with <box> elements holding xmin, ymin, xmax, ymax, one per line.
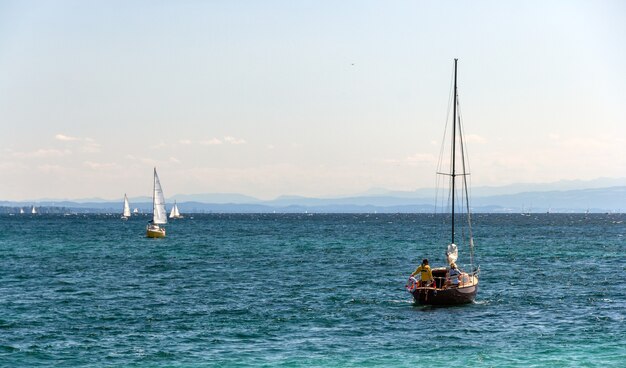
<box><xmin>446</xmin><ymin>262</ymin><xmax>461</xmax><ymax>288</ymax></box>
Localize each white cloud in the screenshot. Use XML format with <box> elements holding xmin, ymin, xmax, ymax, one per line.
<box><xmin>380</xmin><ymin>153</ymin><xmax>436</xmax><ymax>166</ymax></box>
<box><xmin>125</xmin><ymin>154</ymin><xmax>181</xmax><ymax>166</ymax></box>
<box><xmin>151</xmin><ymin>142</ymin><xmax>169</xmax><ymax>149</ymax></box>
<box><xmin>200</xmin><ymin>136</ymin><xmax>246</xmax><ymax>145</ymax></box>
<box><xmin>55</xmin><ymin>133</ymin><xmax>100</xmax><ymax>153</ymax></box>
<box><xmin>406</xmin><ymin>153</ymin><xmax>437</xmax><ymax>164</ymax></box>
<box><xmin>554</xmin><ymin>136</ymin><xmax>608</xmax><ymax>151</ymax></box>
<box><xmin>464</xmin><ymin>134</ymin><xmax>487</xmax><ymax>144</ymax></box>
<box><xmin>223</xmin><ymin>136</ymin><xmax>246</xmax><ymax>145</ymax></box>
<box><xmin>37</xmin><ymin>164</ymin><xmax>65</xmax><ymax>173</ymax></box>
<box><xmin>83</xmin><ymin>161</ymin><xmax>117</xmax><ymax>169</ymax></box>
<box><xmin>200</xmin><ymin>138</ymin><xmax>222</xmax><ymax>145</ymax></box>
<box><xmin>55</xmin><ymin>134</ymin><xmax>79</xmax><ymax>141</ymax></box>
<box><xmin>125</xmin><ymin>154</ymin><xmax>158</xmax><ymax>166</ymax></box>
<box><xmin>13</xmin><ymin>148</ymin><xmax>72</xmax><ymax>158</ymax></box>
<box><xmin>55</xmin><ymin>133</ymin><xmax>96</xmax><ymax>143</ymax></box>
<box><xmin>0</xmin><ymin>161</ymin><xmax>28</xmax><ymax>170</ymax></box>
<box><xmin>81</xmin><ymin>142</ymin><xmax>101</xmax><ymax>153</ymax></box>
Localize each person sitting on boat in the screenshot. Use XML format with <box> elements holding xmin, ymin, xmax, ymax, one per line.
<box><xmin>410</xmin><ymin>258</ymin><xmax>434</xmax><ymax>287</ymax></box>
<box><xmin>445</xmin><ymin>262</ymin><xmax>461</xmax><ymax>288</ymax></box>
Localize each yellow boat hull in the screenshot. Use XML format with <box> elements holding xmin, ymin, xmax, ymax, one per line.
<box><xmin>146</xmin><ymin>226</ymin><xmax>166</xmax><ymax>238</ymax></box>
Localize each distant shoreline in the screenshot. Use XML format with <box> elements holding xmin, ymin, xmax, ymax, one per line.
<box><xmin>1</xmin><ymin>185</ymin><xmax>624</xmax><ymax>214</ymax></box>
<box><xmin>1</xmin><ymin>208</ymin><xmax>623</xmax><ymax>215</ymax></box>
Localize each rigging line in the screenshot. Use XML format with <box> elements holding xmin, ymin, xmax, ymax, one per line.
<box><xmin>437</xmin><ymin>172</ymin><xmax>469</xmax><ymax>176</ymax></box>
<box><xmin>434</xmin><ymin>161</ymin><xmax>443</xmax><ymax>215</ymax></box>
<box><xmin>457</xmin><ymin>102</ymin><xmax>473</xmax><ymax>221</ymax></box>
<box><xmin>444</xmin><ymin>182</ymin><xmax>452</xmax><ymax>242</ymax></box>
<box><xmin>435</xmin><ymin>62</ymin><xmax>456</xmax><ymax>215</ymax></box>
<box><xmin>457</xmin><ymin>97</ymin><xmax>473</xmax><ymax>201</ymax></box>
<box><xmin>459</xmin><ymin>188</ymin><xmax>467</xmax><ymax>254</ymax></box>
<box><xmin>447</xmin><ymin>105</ymin><xmax>455</xmax><ymax>212</ymax></box>
<box><xmin>456</xmin><ymin>96</ymin><xmax>475</xmax><ymax>268</ymax></box>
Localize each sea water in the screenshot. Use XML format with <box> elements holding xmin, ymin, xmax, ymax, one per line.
<box><xmin>0</xmin><ymin>213</ymin><xmax>624</xmax><ymax>367</ymax></box>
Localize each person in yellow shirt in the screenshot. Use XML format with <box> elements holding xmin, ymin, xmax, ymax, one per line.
<box><xmin>410</xmin><ymin>258</ymin><xmax>434</xmax><ymax>287</ymax></box>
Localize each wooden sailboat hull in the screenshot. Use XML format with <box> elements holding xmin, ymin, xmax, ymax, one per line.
<box><xmin>410</xmin><ymin>269</ymin><xmax>479</xmax><ymax>306</ymax></box>
<box><xmin>411</xmin><ymin>283</ymin><xmax>478</xmax><ymax>306</ymax></box>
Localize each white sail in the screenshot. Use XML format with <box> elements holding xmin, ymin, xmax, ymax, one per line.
<box><xmin>123</xmin><ymin>194</ymin><xmax>131</xmax><ymax>217</ymax></box>
<box><xmin>152</xmin><ymin>168</ymin><xmax>167</xmax><ymax>224</ymax></box>
<box><xmin>20</xmin><ymin>208</ymin><xmax>24</xmax><ymax>214</ymax></box>
<box><xmin>169</xmin><ymin>201</ymin><xmax>180</xmax><ymax>218</ymax></box>
<box><xmin>446</xmin><ymin>243</ymin><xmax>458</xmax><ymax>265</ymax></box>
<box><xmin>133</xmin><ymin>208</ymin><xmax>139</xmax><ymax>214</ymax></box>
<box><xmin>31</xmin><ymin>206</ymin><xmax>37</xmax><ymax>214</ymax></box>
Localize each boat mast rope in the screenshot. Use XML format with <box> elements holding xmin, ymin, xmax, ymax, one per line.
<box><xmin>456</xmin><ymin>88</ymin><xmax>476</xmax><ymax>270</ymax></box>
<box><xmin>434</xmin><ymin>62</ymin><xmax>457</xmax><ymax>217</ymax></box>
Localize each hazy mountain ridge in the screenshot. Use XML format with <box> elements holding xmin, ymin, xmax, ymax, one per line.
<box><xmin>2</xmin><ymin>185</ymin><xmax>624</xmax><ymax>213</ymax></box>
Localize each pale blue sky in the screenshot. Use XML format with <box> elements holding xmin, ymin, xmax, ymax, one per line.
<box><xmin>1</xmin><ymin>0</ymin><xmax>624</xmax><ymax>200</ymax></box>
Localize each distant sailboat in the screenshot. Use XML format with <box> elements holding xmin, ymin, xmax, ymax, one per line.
<box><xmin>19</xmin><ymin>208</ymin><xmax>24</xmax><ymax>214</ymax></box>
<box><xmin>121</xmin><ymin>194</ymin><xmax>131</xmax><ymax>220</ymax></box>
<box><xmin>146</xmin><ymin>168</ymin><xmax>167</xmax><ymax>238</ymax></box>
<box><xmin>133</xmin><ymin>208</ymin><xmax>139</xmax><ymax>214</ymax></box>
<box><xmin>31</xmin><ymin>206</ymin><xmax>37</xmax><ymax>214</ymax></box>
<box><xmin>169</xmin><ymin>201</ymin><xmax>183</xmax><ymax>219</ymax></box>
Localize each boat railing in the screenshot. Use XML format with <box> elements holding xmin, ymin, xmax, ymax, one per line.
<box><xmin>407</xmin><ymin>267</ymin><xmax>479</xmax><ymax>292</ymax></box>
<box><xmin>472</xmin><ymin>266</ymin><xmax>480</xmax><ymax>277</ymax></box>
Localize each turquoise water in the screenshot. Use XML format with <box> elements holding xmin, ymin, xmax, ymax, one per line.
<box><xmin>1</xmin><ymin>213</ymin><xmax>624</xmax><ymax>367</ymax></box>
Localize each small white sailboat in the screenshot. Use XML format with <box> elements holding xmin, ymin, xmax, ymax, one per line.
<box><xmin>146</xmin><ymin>168</ymin><xmax>167</xmax><ymax>238</ymax></box>
<box><xmin>31</xmin><ymin>206</ymin><xmax>37</xmax><ymax>214</ymax></box>
<box><xmin>169</xmin><ymin>201</ymin><xmax>183</xmax><ymax>219</ymax></box>
<box><xmin>133</xmin><ymin>208</ymin><xmax>139</xmax><ymax>214</ymax></box>
<box><xmin>121</xmin><ymin>194</ymin><xmax>131</xmax><ymax>220</ymax></box>
<box><xmin>19</xmin><ymin>208</ymin><xmax>24</xmax><ymax>214</ymax></box>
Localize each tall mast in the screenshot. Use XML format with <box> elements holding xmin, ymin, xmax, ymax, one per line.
<box><xmin>152</xmin><ymin>167</ymin><xmax>156</xmax><ymax>219</ymax></box>
<box><xmin>451</xmin><ymin>58</ymin><xmax>458</xmax><ymax>245</ymax></box>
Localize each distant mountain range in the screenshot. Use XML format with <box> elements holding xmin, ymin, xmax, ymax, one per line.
<box><xmin>1</xmin><ymin>181</ymin><xmax>624</xmax><ymax>214</ymax></box>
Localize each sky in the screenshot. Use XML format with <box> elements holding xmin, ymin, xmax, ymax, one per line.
<box><xmin>0</xmin><ymin>0</ymin><xmax>625</xmax><ymax>201</ymax></box>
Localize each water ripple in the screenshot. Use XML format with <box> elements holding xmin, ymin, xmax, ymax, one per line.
<box><xmin>0</xmin><ymin>213</ymin><xmax>624</xmax><ymax>366</ymax></box>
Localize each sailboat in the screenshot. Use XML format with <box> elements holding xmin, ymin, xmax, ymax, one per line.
<box><xmin>19</xmin><ymin>208</ymin><xmax>24</xmax><ymax>214</ymax></box>
<box><xmin>146</xmin><ymin>168</ymin><xmax>167</xmax><ymax>238</ymax></box>
<box><xmin>133</xmin><ymin>208</ymin><xmax>139</xmax><ymax>214</ymax></box>
<box><xmin>121</xmin><ymin>194</ymin><xmax>131</xmax><ymax>220</ymax></box>
<box><xmin>169</xmin><ymin>201</ymin><xmax>183</xmax><ymax>219</ymax></box>
<box><xmin>406</xmin><ymin>59</ymin><xmax>479</xmax><ymax>306</ymax></box>
<box><xmin>31</xmin><ymin>206</ymin><xmax>37</xmax><ymax>214</ymax></box>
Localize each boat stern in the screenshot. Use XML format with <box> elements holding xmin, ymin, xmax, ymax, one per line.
<box><xmin>146</xmin><ymin>225</ymin><xmax>166</xmax><ymax>238</ymax></box>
